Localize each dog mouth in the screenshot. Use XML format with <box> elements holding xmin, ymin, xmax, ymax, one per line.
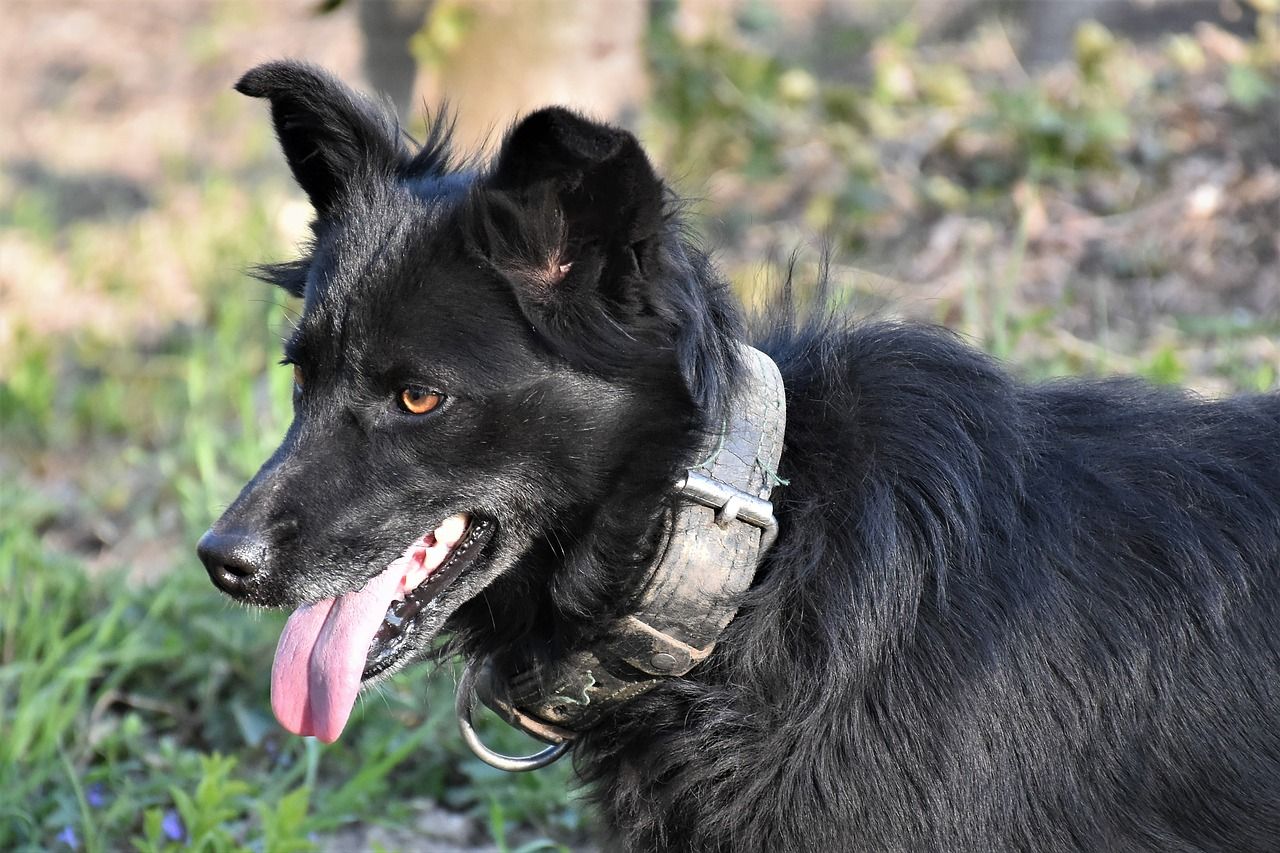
<box><xmin>269</xmin><ymin>512</ymin><xmax>494</xmax><ymax>743</ymax></box>
<box><xmin>362</xmin><ymin>515</ymin><xmax>493</xmax><ymax>680</ymax></box>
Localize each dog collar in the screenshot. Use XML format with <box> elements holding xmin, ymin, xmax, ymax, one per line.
<box><xmin>457</xmin><ymin>343</ymin><xmax>787</xmax><ymax>771</ymax></box>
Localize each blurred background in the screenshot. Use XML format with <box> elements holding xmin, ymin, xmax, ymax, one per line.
<box><xmin>2</xmin><ymin>1</ymin><xmax>1277</xmax><ymax>850</ymax></box>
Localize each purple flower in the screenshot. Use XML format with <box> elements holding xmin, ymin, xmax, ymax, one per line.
<box><xmin>161</xmin><ymin>810</ymin><xmax>186</xmax><ymax>843</ymax></box>
<box><xmin>57</xmin><ymin>825</ymin><xmax>79</xmax><ymax>849</ymax></box>
<box><xmin>85</xmin><ymin>783</ymin><xmax>106</xmax><ymax>809</ymax></box>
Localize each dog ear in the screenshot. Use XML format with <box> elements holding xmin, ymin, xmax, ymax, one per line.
<box><xmin>235</xmin><ymin>61</ymin><xmax>404</xmax><ymax>216</ymax></box>
<box><xmin>476</xmin><ymin>108</ymin><xmax>667</xmax><ymax>304</ymax></box>
<box><xmin>472</xmin><ymin>109</ymin><xmax>741</xmax><ymax>419</ymax></box>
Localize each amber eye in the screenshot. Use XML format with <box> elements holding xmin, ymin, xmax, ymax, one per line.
<box><xmin>292</xmin><ymin>364</ymin><xmax>304</xmax><ymax>390</ymax></box>
<box><xmin>398</xmin><ymin>387</ymin><xmax>443</xmax><ymax>415</ymax></box>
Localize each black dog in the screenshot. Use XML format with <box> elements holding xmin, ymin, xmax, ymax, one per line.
<box><xmin>199</xmin><ymin>61</ymin><xmax>1280</xmax><ymax>852</ymax></box>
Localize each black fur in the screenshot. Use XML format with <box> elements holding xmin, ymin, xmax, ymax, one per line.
<box><xmin>204</xmin><ymin>62</ymin><xmax>1280</xmax><ymax>851</ymax></box>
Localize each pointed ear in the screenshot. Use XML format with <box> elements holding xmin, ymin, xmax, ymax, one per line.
<box><xmin>477</xmin><ymin>108</ymin><xmax>667</xmax><ymax>298</ymax></box>
<box><xmin>235</xmin><ymin>61</ymin><xmax>404</xmax><ymax>216</ymax></box>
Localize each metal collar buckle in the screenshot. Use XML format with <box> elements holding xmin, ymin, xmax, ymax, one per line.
<box><xmin>676</xmin><ymin>469</ymin><xmax>779</xmax><ymax>552</ymax></box>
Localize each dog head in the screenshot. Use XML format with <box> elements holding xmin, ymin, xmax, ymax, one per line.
<box><xmin>196</xmin><ymin>62</ymin><xmax>740</xmax><ymax>741</ymax></box>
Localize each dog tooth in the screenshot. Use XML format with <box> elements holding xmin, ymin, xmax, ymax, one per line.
<box><xmin>403</xmin><ymin>563</ymin><xmax>429</xmax><ymax>592</ymax></box>
<box><xmin>435</xmin><ymin>513</ymin><xmax>469</xmax><ymax>548</ymax></box>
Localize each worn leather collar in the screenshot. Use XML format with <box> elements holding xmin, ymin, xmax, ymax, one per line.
<box><xmin>461</xmin><ymin>344</ymin><xmax>787</xmax><ymax>767</ymax></box>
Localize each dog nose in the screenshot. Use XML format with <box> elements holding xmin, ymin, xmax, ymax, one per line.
<box><xmin>197</xmin><ymin>529</ymin><xmax>269</xmax><ymax>596</ymax></box>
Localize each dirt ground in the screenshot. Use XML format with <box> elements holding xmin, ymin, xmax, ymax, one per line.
<box><xmin>1</xmin><ymin>0</ymin><xmax>361</xmax><ymax>179</ymax></box>
<box><xmin>0</xmin><ymin>0</ymin><xmax>365</xmax><ymax>357</ymax></box>
<box><xmin>5</xmin><ymin>1</ymin><xmax>1278</xmax><ymax>383</ymax></box>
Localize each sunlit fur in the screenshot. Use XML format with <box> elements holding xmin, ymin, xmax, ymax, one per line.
<box><xmin>219</xmin><ymin>62</ymin><xmax>1280</xmax><ymax>852</ymax></box>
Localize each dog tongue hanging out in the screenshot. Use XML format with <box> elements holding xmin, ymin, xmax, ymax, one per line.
<box><xmin>270</xmin><ymin>552</ymin><xmax>409</xmax><ymax>742</ymax></box>
<box><xmin>199</xmin><ymin>60</ymin><xmax>1280</xmax><ymax>853</ymax></box>
<box><xmin>270</xmin><ymin>513</ymin><xmax>470</xmax><ymax>742</ymax></box>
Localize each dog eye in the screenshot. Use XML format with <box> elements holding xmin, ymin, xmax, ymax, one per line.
<box><xmin>398</xmin><ymin>387</ymin><xmax>443</xmax><ymax>415</ymax></box>
<box><xmin>292</xmin><ymin>365</ymin><xmax>304</xmax><ymax>390</ymax></box>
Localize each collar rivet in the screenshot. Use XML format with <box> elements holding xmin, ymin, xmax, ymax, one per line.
<box><xmin>650</xmin><ymin>652</ymin><xmax>678</xmax><ymax>672</ymax></box>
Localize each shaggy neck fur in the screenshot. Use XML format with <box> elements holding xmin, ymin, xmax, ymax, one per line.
<box><xmin>445</xmin><ymin>225</ymin><xmax>747</xmax><ymax>684</ymax></box>
<box><xmin>570</xmin><ymin>307</ymin><xmax>1280</xmax><ymax>852</ymax></box>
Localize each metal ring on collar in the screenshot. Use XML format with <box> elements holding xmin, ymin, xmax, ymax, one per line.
<box><xmin>456</xmin><ymin>662</ymin><xmax>572</xmax><ymax>772</ymax></box>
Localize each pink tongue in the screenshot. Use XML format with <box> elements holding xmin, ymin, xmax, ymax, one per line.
<box><xmin>271</xmin><ymin>553</ymin><xmax>418</xmax><ymax>743</ymax></box>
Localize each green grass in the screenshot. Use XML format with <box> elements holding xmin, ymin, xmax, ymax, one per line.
<box><xmin>0</xmin><ymin>490</ymin><xmax>582</xmax><ymax>851</ymax></box>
